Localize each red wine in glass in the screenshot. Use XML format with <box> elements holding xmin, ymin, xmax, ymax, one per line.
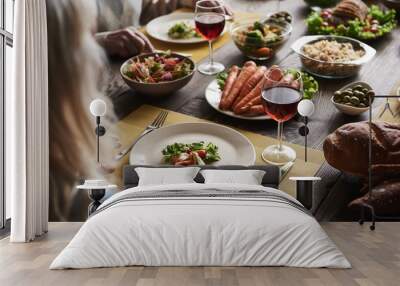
<box><xmin>195</xmin><ymin>13</ymin><xmax>225</xmax><ymax>40</ymax></box>
<box><xmin>261</xmin><ymin>86</ymin><xmax>302</xmax><ymax>122</ymax></box>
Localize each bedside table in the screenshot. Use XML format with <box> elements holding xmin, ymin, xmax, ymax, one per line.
<box><xmin>289</xmin><ymin>177</ymin><xmax>321</xmax><ymax>210</ymax></box>
<box><xmin>77</xmin><ymin>180</ymin><xmax>117</xmax><ymax>216</ymax></box>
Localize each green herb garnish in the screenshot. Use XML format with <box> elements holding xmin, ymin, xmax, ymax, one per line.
<box><xmin>302</xmin><ymin>72</ymin><xmax>319</xmax><ymax>100</ymax></box>
<box><xmin>216</xmin><ymin>72</ymin><xmax>228</xmax><ymax>90</ymax></box>
<box><xmin>168</xmin><ymin>22</ymin><xmax>201</xmax><ymax>39</ymax></box>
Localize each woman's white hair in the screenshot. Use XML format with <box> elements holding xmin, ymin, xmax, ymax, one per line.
<box><xmin>46</xmin><ymin>0</ymin><xmax>114</xmax><ymax>220</ymax></box>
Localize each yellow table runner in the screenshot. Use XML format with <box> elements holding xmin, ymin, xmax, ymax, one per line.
<box><xmin>141</xmin><ymin>10</ymin><xmax>259</xmax><ymax>63</ymax></box>
<box><xmin>115</xmin><ymin>105</ymin><xmax>325</xmax><ymax>198</ymax></box>
<box><xmin>116</xmin><ymin>11</ymin><xmax>325</xmax><ymax>197</ymax></box>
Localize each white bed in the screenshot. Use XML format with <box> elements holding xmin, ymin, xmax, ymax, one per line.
<box><xmin>50</xmin><ymin>183</ymin><xmax>351</xmax><ymax>269</ymax></box>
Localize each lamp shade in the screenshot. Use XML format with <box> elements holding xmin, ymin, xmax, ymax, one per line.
<box><xmin>298</xmin><ymin>99</ymin><xmax>315</xmax><ymax>117</ymax></box>
<box><xmin>90</xmin><ymin>99</ymin><xmax>107</xmax><ymax>117</ymax></box>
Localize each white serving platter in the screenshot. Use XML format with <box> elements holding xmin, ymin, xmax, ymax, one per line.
<box><xmin>205</xmin><ymin>79</ymin><xmax>270</xmax><ymax>121</ymax></box>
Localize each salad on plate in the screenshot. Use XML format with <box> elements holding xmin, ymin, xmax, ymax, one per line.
<box><xmin>168</xmin><ymin>21</ymin><xmax>201</xmax><ymax>39</ymax></box>
<box><xmin>162</xmin><ymin>142</ymin><xmax>221</xmax><ymax>166</ymax></box>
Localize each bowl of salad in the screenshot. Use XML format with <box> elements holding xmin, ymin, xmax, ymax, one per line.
<box><xmin>230</xmin><ymin>17</ymin><xmax>292</xmax><ymax>60</ymax></box>
<box><xmin>306</xmin><ymin>4</ymin><xmax>397</xmax><ymax>41</ymax></box>
<box><xmin>121</xmin><ymin>51</ymin><xmax>195</xmax><ymax>96</ymax></box>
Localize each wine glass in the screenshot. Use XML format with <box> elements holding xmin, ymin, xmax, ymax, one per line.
<box><xmin>195</xmin><ymin>0</ymin><xmax>226</xmax><ymax>75</ymax></box>
<box><xmin>261</xmin><ymin>67</ymin><xmax>303</xmax><ymax>165</ymax></box>
<box><xmin>276</xmin><ymin>0</ymin><xmax>281</xmax><ymax>12</ymax></box>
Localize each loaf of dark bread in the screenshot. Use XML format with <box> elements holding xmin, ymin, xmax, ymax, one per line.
<box><xmin>349</xmin><ymin>179</ymin><xmax>400</xmax><ymax>216</ymax></box>
<box><xmin>323</xmin><ymin>121</ymin><xmax>400</xmax><ymax>176</ymax></box>
<box><xmin>333</xmin><ymin>0</ymin><xmax>369</xmax><ymax>21</ymax></box>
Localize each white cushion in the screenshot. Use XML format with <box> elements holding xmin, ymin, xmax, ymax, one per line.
<box><xmin>200</xmin><ymin>169</ymin><xmax>266</xmax><ymax>185</ymax></box>
<box><xmin>135</xmin><ymin>167</ymin><xmax>201</xmax><ymax>186</ymax></box>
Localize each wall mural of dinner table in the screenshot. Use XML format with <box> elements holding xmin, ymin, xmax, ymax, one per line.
<box><xmin>46</xmin><ymin>0</ymin><xmax>400</xmax><ymax>222</ymax></box>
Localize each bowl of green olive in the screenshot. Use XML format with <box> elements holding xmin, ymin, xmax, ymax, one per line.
<box><xmin>331</xmin><ymin>82</ymin><xmax>375</xmax><ymax>116</ymax></box>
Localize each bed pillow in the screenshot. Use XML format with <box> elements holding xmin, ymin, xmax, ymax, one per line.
<box><xmin>200</xmin><ymin>169</ymin><xmax>266</xmax><ymax>185</ymax></box>
<box><xmin>135</xmin><ymin>167</ymin><xmax>201</xmax><ymax>186</ymax></box>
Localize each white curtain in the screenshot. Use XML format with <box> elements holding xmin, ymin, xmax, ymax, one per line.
<box><xmin>8</xmin><ymin>0</ymin><xmax>49</xmax><ymax>242</ymax></box>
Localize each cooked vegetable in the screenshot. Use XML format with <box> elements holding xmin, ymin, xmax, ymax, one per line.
<box><xmin>162</xmin><ymin>142</ymin><xmax>221</xmax><ymax>166</ymax></box>
<box><xmin>306</xmin><ymin>5</ymin><xmax>397</xmax><ymax>40</ymax></box>
<box><xmin>285</xmin><ymin>69</ymin><xmax>318</xmax><ymax>99</ymax></box>
<box><xmin>302</xmin><ymin>72</ymin><xmax>319</xmax><ymax>99</ymax></box>
<box><xmin>231</xmin><ymin>20</ymin><xmax>287</xmax><ymax>60</ymax></box>
<box><xmin>123</xmin><ymin>51</ymin><xmax>193</xmax><ymax>83</ymax></box>
<box><xmin>168</xmin><ymin>22</ymin><xmax>200</xmax><ymax>39</ymax></box>
<box><xmin>216</xmin><ymin>71</ymin><xmax>229</xmax><ymax>90</ymax></box>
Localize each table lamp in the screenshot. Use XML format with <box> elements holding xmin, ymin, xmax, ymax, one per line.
<box><xmin>89</xmin><ymin>99</ymin><xmax>107</xmax><ymax>163</ymax></box>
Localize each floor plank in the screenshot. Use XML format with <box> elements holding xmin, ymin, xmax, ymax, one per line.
<box><xmin>1</xmin><ymin>222</ymin><xmax>399</xmax><ymax>286</ymax></box>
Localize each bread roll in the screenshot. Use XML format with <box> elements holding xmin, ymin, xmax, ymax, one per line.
<box><xmin>323</xmin><ymin>121</ymin><xmax>400</xmax><ymax>176</ymax></box>
<box><xmin>349</xmin><ymin>179</ymin><xmax>400</xmax><ymax>216</ymax></box>
<box><xmin>333</xmin><ymin>0</ymin><xmax>369</xmax><ymax>21</ymax></box>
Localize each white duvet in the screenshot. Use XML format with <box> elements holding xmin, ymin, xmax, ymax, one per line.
<box><xmin>50</xmin><ymin>183</ymin><xmax>351</xmax><ymax>269</ymax></box>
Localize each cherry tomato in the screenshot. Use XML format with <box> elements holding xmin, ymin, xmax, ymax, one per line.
<box><xmin>164</xmin><ymin>58</ymin><xmax>177</xmax><ymax>66</ymax></box>
<box><xmin>196</xmin><ymin>150</ymin><xmax>207</xmax><ymax>159</ymax></box>
<box><xmin>255</xmin><ymin>47</ymin><xmax>272</xmax><ymax>57</ymax></box>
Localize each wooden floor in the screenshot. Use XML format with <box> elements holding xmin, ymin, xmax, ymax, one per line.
<box><xmin>0</xmin><ymin>223</ymin><xmax>399</xmax><ymax>286</ymax></box>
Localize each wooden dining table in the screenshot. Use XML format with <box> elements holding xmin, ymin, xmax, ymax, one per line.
<box><xmin>103</xmin><ymin>0</ymin><xmax>400</xmax><ymax>221</ymax></box>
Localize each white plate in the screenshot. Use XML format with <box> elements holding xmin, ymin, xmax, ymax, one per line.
<box><xmin>146</xmin><ymin>13</ymin><xmax>225</xmax><ymax>44</ymax></box>
<box><xmin>205</xmin><ymin>79</ymin><xmax>270</xmax><ymax>121</ymax></box>
<box><xmin>129</xmin><ymin>122</ymin><xmax>256</xmax><ymax>165</ymax></box>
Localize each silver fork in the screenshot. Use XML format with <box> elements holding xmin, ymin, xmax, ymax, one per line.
<box><xmin>113</xmin><ymin>111</ymin><xmax>168</xmax><ymax>161</ymax></box>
